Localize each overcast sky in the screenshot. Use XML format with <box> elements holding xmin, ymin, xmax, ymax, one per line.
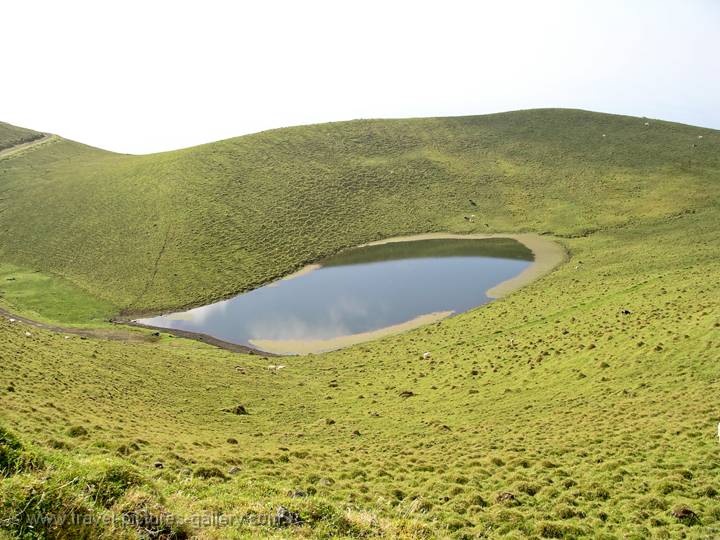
<box><xmin>2</xmin><ymin>0</ymin><xmax>718</xmax><ymax>154</ymax></box>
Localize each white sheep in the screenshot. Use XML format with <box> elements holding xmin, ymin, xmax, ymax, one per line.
<box><xmin>422</xmin><ymin>352</ymin><xmax>432</xmax><ymax>360</ymax></box>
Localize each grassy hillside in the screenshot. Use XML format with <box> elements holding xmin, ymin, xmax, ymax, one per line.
<box><xmin>0</xmin><ymin>109</ymin><xmax>717</xmax><ymax>319</ymax></box>
<box><xmin>0</xmin><ymin>109</ymin><xmax>719</xmax><ymax>539</ymax></box>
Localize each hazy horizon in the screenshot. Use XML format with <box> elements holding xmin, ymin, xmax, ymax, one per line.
<box><xmin>3</xmin><ymin>0</ymin><xmax>718</xmax><ymax>154</ymax></box>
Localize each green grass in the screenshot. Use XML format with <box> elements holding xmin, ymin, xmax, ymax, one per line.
<box><xmin>0</xmin><ymin>109</ymin><xmax>716</xmax><ymax>317</ymax></box>
<box><xmin>0</xmin><ymin>108</ymin><xmax>719</xmax><ymax>538</ymax></box>
<box><xmin>0</xmin><ymin>263</ymin><xmax>117</xmax><ymax>326</ymax></box>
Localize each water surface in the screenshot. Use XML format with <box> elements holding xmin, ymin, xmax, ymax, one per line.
<box><xmin>137</xmin><ymin>238</ymin><xmax>533</xmax><ymax>354</ymax></box>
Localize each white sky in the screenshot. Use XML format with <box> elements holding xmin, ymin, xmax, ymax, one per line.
<box><xmin>2</xmin><ymin>0</ymin><xmax>719</xmax><ymax>154</ymax></box>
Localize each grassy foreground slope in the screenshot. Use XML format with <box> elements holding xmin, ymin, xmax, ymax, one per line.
<box><xmin>0</xmin><ymin>109</ymin><xmax>719</xmax><ymax>539</ymax></box>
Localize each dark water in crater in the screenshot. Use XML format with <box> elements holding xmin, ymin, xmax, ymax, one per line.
<box><xmin>137</xmin><ymin>238</ymin><xmax>533</xmax><ymax>354</ymax></box>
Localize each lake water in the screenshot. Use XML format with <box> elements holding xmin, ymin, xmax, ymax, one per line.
<box><xmin>136</xmin><ymin>238</ymin><xmax>533</xmax><ymax>354</ymax></box>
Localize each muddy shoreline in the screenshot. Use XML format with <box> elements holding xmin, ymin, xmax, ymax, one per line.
<box><xmin>0</xmin><ymin>306</ymin><xmax>269</xmax><ymax>356</ymax></box>
<box><xmin>117</xmin><ymin>319</ymin><xmax>273</xmax><ymax>356</ymax></box>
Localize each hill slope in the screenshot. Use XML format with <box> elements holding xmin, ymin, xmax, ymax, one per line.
<box><xmin>0</xmin><ymin>109</ymin><xmax>717</xmax><ymax>319</ymax></box>
<box><xmin>0</xmin><ymin>109</ymin><xmax>719</xmax><ymax>539</ymax></box>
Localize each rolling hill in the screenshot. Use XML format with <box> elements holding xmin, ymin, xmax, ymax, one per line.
<box><xmin>0</xmin><ymin>109</ymin><xmax>719</xmax><ymax>539</ymax></box>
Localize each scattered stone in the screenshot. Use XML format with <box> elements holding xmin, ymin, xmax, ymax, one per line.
<box><xmin>670</xmin><ymin>505</ymin><xmax>698</xmax><ymax>522</ymax></box>
<box><xmin>621</xmin><ymin>309</ymin><xmax>633</xmax><ymax>315</ymax></box>
<box><xmin>351</xmin><ymin>430</ymin><xmax>361</xmax><ymax>437</ymax></box>
<box><xmin>227</xmin><ymin>437</ymin><xmax>239</xmax><ymax>444</ymax></box>
<box><xmin>274</xmin><ymin>506</ymin><xmax>302</xmax><ymax>527</ymax></box>
<box><xmin>318</xmin><ymin>477</ymin><xmax>334</xmax><ymax>486</ymax></box>
<box><xmin>151</xmin><ymin>331</ymin><xmax>160</xmax><ymax>337</ymax></box>
<box><xmin>153</xmin><ymin>461</ymin><xmax>164</xmax><ymax>469</ymax></box>
<box><xmin>287</xmin><ymin>488</ymin><xmax>307</xmax><ymax>498</ymax></box>
<box><xmin>496</xmin><ymin>491</ymin><xmax>516</xmax><ymax>503</ymax></box>
<box><xmin>228</xmin><ymin>466</ymin><xmax>241</xmax><ymax>475</ymax></box>
<box><xmin>422</xmin><ymin>351</ymin><xmax>432</xmax><ymax>360</ymax></box>
<box><xmin>325</xmin><ymin>418</ymin><xmax>336</xmax><ymax>425</ymax></box>
<box><xmin>24</xmin><ymin>331</ymin><xmax>32</xmax><ymax>337</ymax></box>
<box><xmin>399</xmin><ymin>390</ymin><xmax>415</xmax><ymax>398</ymax></box>
<box><xmin>223</xmin><ymin>404</ymin><xmax>249</xmax><ymax>415</ymax></box>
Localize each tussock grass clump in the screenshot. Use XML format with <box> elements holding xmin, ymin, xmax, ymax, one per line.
<box><xmin>0</xmin><ymin>426</ymin><xmax>42</xmax><ymax>475</ymax></box>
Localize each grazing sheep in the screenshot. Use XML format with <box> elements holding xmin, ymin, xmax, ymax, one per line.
<box><xmin>268</xmin><ymin>364</ymin><xmax>286</xmax><ymax>371</ymax></box>
<box><xmin>24</xmin><ymin>331</ymin><xmax>32</xmax><ymax>337</ymax></box>
<box><xmin>698</xmin><ymin>135</ymin><xmax>703</xmax><ymax>139</ymax></box>
<box><xmin>422</xmin><ymin>352</ymin><xmax>431</xmax><ymax>360</ymax></box>
<box><xmin>644</xmin><ymin>122</ymin><xmax>650</xmax><ymax>126</ymax></box>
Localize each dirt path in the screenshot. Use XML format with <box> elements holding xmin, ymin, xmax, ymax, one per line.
<box><xmin>0</xmin><ymin>134</ymin><xmax>56</xmax><ymax>160</ymax></box>
<box><xmin>0</xmin><ymin>306</ymin><xmax>155</xmax><ymax>343</ymax></box>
